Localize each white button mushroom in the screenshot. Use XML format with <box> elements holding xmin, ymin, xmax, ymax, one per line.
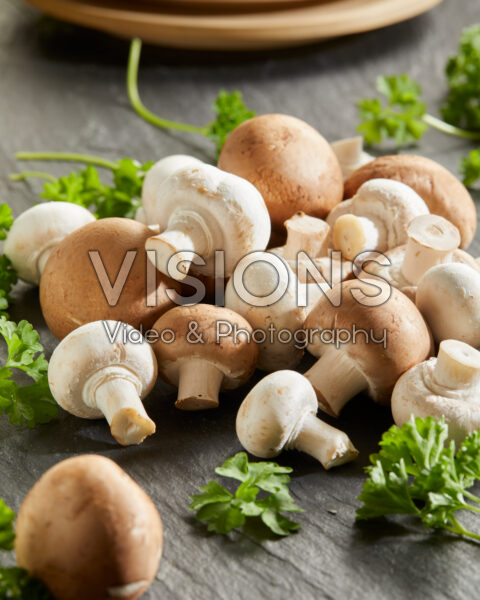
<box><xmin>136</xmin><ymin>154</ymin><xmax>203</xmax><ymax>225</ymax></box>
<box><xmin>145</xmin><ymin>164</ymin><xmax>271</xmax><ymax>281</ymax></box>
<box><xmin>330</xmin><ymin>136</ymin><xmax>373</xmax><ymax>180</ymax></box>
<box><xmin>225</xmin><ymin>251</ymin><xmax>327</xmax><ymax>371</ymax></box>
<box><xmin>48</xmin><ymin>320</ymin><xmax>158</xmax><ymax>445</ymax></box>
<box><xmin>152</xmin><ymin>304</ymin><xmax>258</xmax><ymax>410</ymax></box>
<box><xmin>416</xmin><ymin>262</ymin><xmax>480</xmax><ymax>347</ymax></box>
<box><xmin>327</xmin><ymin>179</ymin><xmax>429</xmax><ymax>260</ymax></box>
<box><xmin>15</xmin><ymin>454</ymin><xmax>163</xmax><ymax>600</ymax></box>
<box><xmin>236</xmin><ymin>370</ymin><xmax>358</xmax><ymax>469</ymax></box>
<box><xmin>391</xmin><ymin>340</ymin><xmax>480</xmax><ymax>445</ymax></box>
<box><xmin>365</xmin><ymin>214</ymin><xmax>479</xmax><ymax>301</ymax></box>
<box><xmin>303</xmin><ymin>279</ymin><xmax>433</xmax><ymax>417</ymax></box>
<box><xmin>4</xmin><ymin>201</ymin><xmax>95</xmax><ymax>285</ymax></box>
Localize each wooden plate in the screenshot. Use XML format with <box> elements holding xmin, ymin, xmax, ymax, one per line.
<box><xmin>22</xmin><ymin>0</ymin><xmax>444</xmax><ymax>50</ymax></box>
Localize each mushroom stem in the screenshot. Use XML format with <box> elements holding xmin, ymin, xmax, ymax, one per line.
<box><xmin>401</xmin><ymin>215</ymin><xmax>461</xmax><ymax>285</ymax></box>
<box><xmin>290</xmin><ymin>413</ymin><xmax>359</xmax><ymax>469</ymax></box>
<box><xmin>176</xmin><ymin>359</ymin><xmax>224</xmax><ymax>410</ymax></box>
<box><xmin>94</xmin><ymin>378</ymin><xmax>156</xmax><ymax>446</ymax></box>
<box><xmin>332</xmin><ymin>214</ymin><xmax>379</xmax><ymax>261</ymax></box>
<box><xmin>433</xmin><ymin>340</ymin><xmax>480</xmax><ymax>389</ymax></box>
<box><xmin>304</xmin><ymin>347</ymin><xmax>367</xmax><ymax>416</ymax></box>
<box><xmin>146</xmin><ymin>210</ymin><xmax>212</xmax><ymax>280</ymax></box>
<box><xmin>283</xmin><ymin>213</ymin><xmax>329</xmax><ymax>260</ymax></box>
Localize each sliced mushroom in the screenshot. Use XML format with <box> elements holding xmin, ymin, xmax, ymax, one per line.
<box><xmin>16</xmin><ymin>455</ymin><xmax>163</xmax><ymax>600</ymax></box>
<box><xmin>270</xmin><ymin>211</ymin><xmax>353</xmax><ymax>283</ymax></box>
<box><xmin>225</xmin><ymin>251</ymin><xmax>327</xmax><ymax>371</ymax></box>
<box><xmin>218</xmin><ymin>114</ymin><xmax>343</xmax><ymax>232</ymax></box>
<box><xmin>304</xmin><ymin>279</ymin><xmax>432</xmax><ymax>417</ymax></box>
<box><xmin>145</xmin><ymin>164</ymin><xmax>270</xmax><ymax>281</ymax></box>
<box><xmin>330</xmin><ymin>136</ymin><xmax>373</xmax><ymax>180</ymax></box>
<box><xmin>416</xmin><ymin>262</ymin><xmax>480</xmax><ymax>347</ymax></box>
<box><xmin>40</xmin><ymin>218</ymin><xmax>179</xmax><ymax>340</ymax></box>
<box><xmin>136</xmin><ymin>154</ymin><xmax>203</xmax><ymax>225</ymax></box>
<box><xmin>236</xmin><ymin>370</ymin><xmax>358</xmax><ymax>469</ymax></box>
<box><xmin>391</xmin><ymin>340</ymin><xmax>480</xmax><ymax>445</ymax></box>
<box><xmin>328</xmin><ymin>179</ymin><xmax>429</xmax><ymax>260</ymax></box>
<box><xmin>4</xmin><ymin>202</ymin><xmax>95</xmax><ymax>285</ymax></box>
<box><xmin>152</xmin><ymin>304</ymin><xmax>258</xmax><ymax>410</ymax></box>
<box><xmin>364</xmin><ymin>214</ymin><xmax>479</xmax><ymax>300</ymax></box>
<box><xmin>344</xmin><ymin>154</ymin><xmax>477</xmax><ymax>249</ymax></box>
<box><xmin>48</xmin><ymin>320</ymin><xmax>157</xmax><ymax>445</ymax></box>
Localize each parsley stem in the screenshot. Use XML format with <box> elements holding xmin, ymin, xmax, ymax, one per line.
<box><xmin>9</xmin><ymin>171</ymin><xmax>56</xmax><ymax>182</ymax></box>
<box><xmin>15</xmin><ymin>152</ymin><xmax>118</xmax><ymax>170</ymax></box>
<box><xmin>422</xmin><ymin>114</ymin><xmax>480</xmax><ymax>141</ymax></box>
<box><xmin>127</xmin><ymin>38</ymin><xmax>208</xmax><ymax>136</ymax></box>
<box><xmin>464</xmin><ymin>490</ymin><xmax>480</xmax><ymax>504</ymax></box>
<box><xmin>447</xmin><ymin>516</ymin><xmax>480</xmax><ymax>542</ymax></box>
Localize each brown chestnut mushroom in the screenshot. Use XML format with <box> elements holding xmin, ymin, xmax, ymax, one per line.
<box><xmin>152</xmin><ymin>304</ymin><xmax>258</xmax><ymax>410</ymax></box>
<box><xmin>343</xmin><ymin>154</ymin><xmax>477</xmax><ymax>249</ymax></box>
<box><xmin>40</xmin><ymin>218</ymin><xmax>180</xmax><ymax>340</ymax></box>
<box><xmin>218</xmin><ymin>114</ymin><xmax>343</xmax><ymax>232</ymax></box>
<box><xmin>304</xmin><ymin>279</ymin><xmax>432</xmax><ymax>417</ymax></box>
<box><xmin>15</xmin><ymin>454</ymin><xmax>163</xmax><ymax>600</ymax></box>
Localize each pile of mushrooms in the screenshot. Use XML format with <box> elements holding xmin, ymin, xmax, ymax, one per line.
<box><xmin>9</xmin><ymin>109</ymin><xmax>480</xmax><ymax>592</ymax></box>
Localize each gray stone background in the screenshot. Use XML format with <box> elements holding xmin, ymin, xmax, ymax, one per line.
<box><xmin>1</xmin><ymin>0</ymin><xmax>479</xmax><ymax>598</ymax></box>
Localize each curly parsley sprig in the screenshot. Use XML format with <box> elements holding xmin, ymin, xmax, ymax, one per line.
<box><xmin>190</xmin><ymin>452</ymin><xmax>303</xmax><ymax>537</ymax></box>
<box><xmin>127</xmin><ymin>38</ymin><xmax>255</xmax><ymax>157</ymax></box>
<box><xmin>357</xmin><ymin>416</ymin><xmax>480</xmax><ymax>542</ymax></box>
<box><xmin>0</xmin><ymin>316</ymin><xmax>58</xmax><ymax>428</ymax></box>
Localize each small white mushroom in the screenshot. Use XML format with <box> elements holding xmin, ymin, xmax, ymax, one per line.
<box><xmin>365</xmin><ymin>214</ymin><xmax>479</xmax><ymax>300</ymax></box>
<box><xmin>391</xmin><ymin>340</ymin><xmax>480</xmax><ymax>445</ymax></box>
<box><xmin>136</xmin><ymin>154</ymin><xmax>203</xmax><ymax>224</ymax></box>
<box><xmin>225</xmin><ymin>251</ymin><xmax>327</xmax><ymax>371</ymax></box>
<box><xmin>48</xmin><ymin>320</ymin><xmax>157</xmax><ymax>445</ymax></box>
<box><xmin>4</xmin><ymin>202</ymin><xmax>95</xmax><ymax>285</ymax></box>
<box><xmin>270</xmin><ymin>212</ymin><xmax>353</xmax><ymax>283</ymax></box>
<box><xmin>416</xmin><ymin>263</ymin><xmax>480</xmax><ymax>347</ymax></box>
<box><xmin>327</xmin><ymin>179</ymin><xmax>429</xmax><ymax>260</ymax></box>
<box><xmin>145</xmin><ymin>164</ymin><xmax>271</xmax><ymax>280</ymax></box>
<box><xmin>236</xmin><ymin>371</ymin><xmax>358</xmax><ymax>469</ymax></box>
<box><xmin>330</xmin><ymin>136</ymin><xmax>373</xmax><ymax>180</ymax></box>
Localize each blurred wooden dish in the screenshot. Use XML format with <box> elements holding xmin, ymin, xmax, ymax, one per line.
<box><xmin>23</xmin><ymin>0</ymin><xmax>444</xmax><ymax>50</ymax></box>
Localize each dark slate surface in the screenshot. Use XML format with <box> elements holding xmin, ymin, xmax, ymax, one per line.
<box><xmin>1</xmin><ymin>1</ymin><xmax>480</xmax><ymax>598</ymax></box>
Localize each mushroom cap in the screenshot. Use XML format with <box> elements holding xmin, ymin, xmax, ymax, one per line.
<box><xmin>236</xmin><ymin>370</ymin><xmax>317</xmax><ymax>458</ymax></box>
<box><xmin>48</xmin><ymin>320</ymin><xmax>158</xmax><ymax>419</ymax></box>
<box><xmin>40</xmin><ymin>218</ymin><xmax>179</xmax><ymax>340</ymax></box>
<box><xmin>152</xmin><ymin>304</ymin><xmax>258</xmax><ymax>390</ymax></box>
<box><xmin>218</xmin><ymin>114</ymin><xmax>343</xmax><ymax>231</ymax></box>
<box><xmin>151</xmin><ymin>163</ymin><xmax>271</xmax><ymax>276</ymax></box>
<box><xmin>139</xmin><ymin>155</ymin><xmax>203</xmax><ymax>224</ymax></box>
<box><xmin>327</xmin><ymin>179</ymin><xmax>429</xmax><ymax>251</ymax></box>
<box><xmin>416</xmin><ymin>263</ymin><xmax>480</xmax><ymax>346</ymax></box>
<box><xmin>391</xmin><ymin>343</ymin><xmax>480</xmax><ymax>446</ymax></box>
<box><xmin>15</xmin><ymin>454</ymin><xmax>163</xmax><ymax>600</ymax></box>
<box><xmin>343</xmin><ymin>154</ymin><xmax>477</xmax><ymax>249</ymax></box>
<box><xmin>304</xmin><ymin>279</ymin><xmax>432</xmax><ymax>404</ymax></box>
<box><xmin>225</xmin><ymin>252</ymin><xmax>306</xmax><ymax>371</ymax></box>
<box><xmin>4</xmin><ymin>202</ymin><xmax>95</xmax><ymax>284</ymax></box>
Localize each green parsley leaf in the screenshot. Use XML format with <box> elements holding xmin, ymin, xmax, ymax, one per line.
<box><xmin>0</xmin><ymin>500</ymin><xmax>15</xmax><ymax>551</ymax></box>
<box><xmin>0</xmin><ymin>317</ymin><xmax>57</xmax><ymax>428</ymax></box>
<box><xmin>356</xmin><ymin>416</ymin><xmax>480</xmax><ymax>542</ymax></box>
<box><xmin>0</xmin><ymin>567</ymin><xmax>53</xmax><ymax>599</ymax></box>
<box><xmin>460</xmin><ymin>148</ymin><xmax>480</xmax><ymax>187</ymax></box>
<box><xmin>442</xmin><ymin>24</ymin><xmax>480</xmax><ymax>131</ymax></box>
<box><xmin>357</xmin><ymin>74</ymin><xmax>428</xmax><ymax>146</ymax></box>
<box><xmin>0</xmin><ymin>205</ymin><xmax>14</xmax><ymax>241</ymax></box>
<box><xmin>206</xmin><ymin>91</ymin><xmax>255</xmax><ymax>156</ymax></box>
<box><xmin>190</xmin><ymin>452</ymin><xmax>303</xmax><ymax>537</ymax></box>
